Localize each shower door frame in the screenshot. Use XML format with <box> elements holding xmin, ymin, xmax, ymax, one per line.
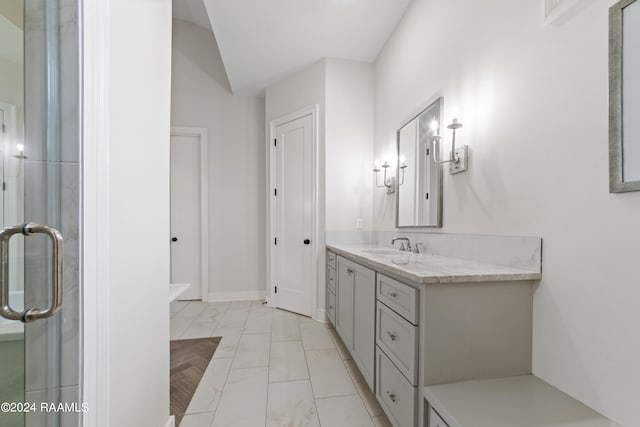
<box><xmin>81</xmin><ymin>0</ymin><xmax>110</xmax><ymax>425</ymax></box>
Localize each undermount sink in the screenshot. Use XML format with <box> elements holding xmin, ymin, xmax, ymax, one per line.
<box><xmin>361</xmin><ymin>248</ymin><xmax>400</xmax><ymax>255</ymax></box>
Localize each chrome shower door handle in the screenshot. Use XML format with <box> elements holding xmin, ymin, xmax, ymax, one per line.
<box><xmin>0</xmin><ymin>223</ymin><xmax>64</xmax><ymax>323</ymax></box>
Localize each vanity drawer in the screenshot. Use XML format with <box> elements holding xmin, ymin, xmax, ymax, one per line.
<box><xmin>376</xmin><ymin>302</ymin><xmax>418</xmax><ymax>384</ymax></box>
<box><xmin>377</xmin><ymin>274</ymin><xmax>418</xmax><ymax>325</ymax></box>
<box><xmin>327</xmin><ymin>265</ymin><xmax>336</xmax><ymax>294</ymax></box>
<box><xmin>376</xmin><ymin>347</ymin><xmax>417</xmax><ymax>427</ymax></box>
<box><xmin>428</xmin><ymin>407</ymin><xmax>449</xmax><ymax>427</ymax></box>
<box><xmin>327</xmin><ymin>289</ymin><xmax>336</xmax><ymax>325</ymax></box>
<box><xmin>327</xmin><ymin>251</ymin><xmax>337</xmax><ymax>268</ymax></box>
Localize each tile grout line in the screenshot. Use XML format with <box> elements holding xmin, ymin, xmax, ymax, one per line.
<box><xmin>208</xmin><ymin>302</ymin><xmax>233</xmax><ymax>427</ymax></box>
<box><xmin>209</xmin><ymin>302</ymin><xmax>250</xmax><ymax>427</ymax></box>
<box><xmin>264</xmin><ymin>312</ymin><xmax>273</xmax><ymax>427</ymax></box>
<box><xmin>296</xmin><ymin>311</ymin><xmax>324</xmax><ymax>427</ymax></box>
<box><xmin>298</xmin><ymin>316</ymin><xmax>339</xmax><ymax>427</ymax></box>
<box><xmin>336</xmin><ymin>336</ymin><xmax>380</xmax><ymax>426</ymax></box>
<box><xmin>182</xmin><ymin>302</ymin><xmax>231</xmax><ymax>424</ymax></box>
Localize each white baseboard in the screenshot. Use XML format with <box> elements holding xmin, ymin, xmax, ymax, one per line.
<box><xmin>164</xmin><ymin>416</ymin><xmax>175</xmax><ymax>427</ymax></box>
<box><xmin>315</xmin><ymin>308</ymin><xmax>328</xmax><ymax>323</ymax></box>
<box><xmin>207</xmin><ymin>290</ymin><xmax>266</xmax><ymax>302</ymax></box>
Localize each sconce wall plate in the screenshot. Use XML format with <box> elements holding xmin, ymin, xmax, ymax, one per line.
<box><xmin>449</xmin><ymin>145</ymin><xmax>468</xmax><ymax>174</ymax></box>
<box><xmin>385</xmin><ymin>176</ymin><xmax>396</xmax><ymax>194</ymax></box>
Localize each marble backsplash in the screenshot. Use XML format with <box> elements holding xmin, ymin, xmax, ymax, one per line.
<box><xmin>326</xmin><ymin>230</ymin><xmax>542</xmax><ymax>273</ymax></box>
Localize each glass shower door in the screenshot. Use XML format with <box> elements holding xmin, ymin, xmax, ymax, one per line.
<box><xmin>0</xmin><ymin>0</ymin><xmax>81</xmax><ymax>426</ymax></box>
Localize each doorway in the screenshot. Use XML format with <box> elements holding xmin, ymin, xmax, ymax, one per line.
<box><xmin>269</xmin><ymin>107</ymin><xmax>318</xmax><ymax>318</ymax></box>
<box><xmin>170</xmin><ymin>127</ymin><xmax>209</xmax><ymax>301</ymax></box>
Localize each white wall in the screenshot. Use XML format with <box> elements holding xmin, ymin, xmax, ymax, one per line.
<box><xmin>107</xmin><ymin>1</ymin><xmax>172</xmax><ymax>425</ymax></box>
<box><xmin>325</xmin><ymin>59</ymin><xmax>375</xmax><ymax>233</ymax></box>
<box><xmin>171</xmin><ymin>19</ymin><xmax>266</xmax><ymax>300</ymax></box>
<box><xmin>374</xmin><ymin>1</ymin><xmax>639</xmax><ymax>425</ymax></box>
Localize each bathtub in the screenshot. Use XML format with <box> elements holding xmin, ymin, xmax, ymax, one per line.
<box><xmin>0</xmin><ymin>291</ymin><xmax>25</xmax><ymax>342</ymax></box>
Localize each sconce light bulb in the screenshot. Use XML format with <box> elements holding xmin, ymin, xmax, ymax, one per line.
<box><xmin>430</xmin><ymin>120</ymin><xmax>439</xmax><ymax>133</ymax></box>
<box><xmin>16</xmin><ymin>144</ymin><xmax>24</xmax><ymax>153</ymax></box>
<box><xmin>450</xmin><ymin>107</ymin><xmax>460</xmax><ymax>121</ymax></box>
<box><xmin>400</xmin><ymin>155</ymin><xmax>406</xmax><ymax>165</ymax></box>
<box><xmin>374</xmin><ymin>159</ymin><xmax>381</xmax><ymax>168</ymax></box>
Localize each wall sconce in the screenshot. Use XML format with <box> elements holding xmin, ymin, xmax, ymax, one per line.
<box><xmin>13</xmin><ymin>144</ymin><xmax>27</xmax><ymax>160</ymax></box>
<box><xmin>398</xmin><ymin>155</ymin><xmax>407</xmax><ymax>186</ymax></box>
<box><xmin>373</xmin><ymin>159</ymin><xmax>396</xmax><ymax>194</ymax></box>
<box><xmin>431</xmin><ymin>116</ymin><xmax>468</xmax><ymax>175</ymax></box>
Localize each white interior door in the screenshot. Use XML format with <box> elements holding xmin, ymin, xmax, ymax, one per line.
<box><xmin>274</xmin><ymin>114</ymin><xmax>314</xmax><ymax>316</ymax></box>
<box><xmin>170</xmin><ymin>134</ymin><xmax>202</xmax><ymax>301</ymax></box>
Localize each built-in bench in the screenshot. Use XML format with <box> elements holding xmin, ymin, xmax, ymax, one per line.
<box><xmin>424</xmin><ymin>375</ymin><xmax>616</xmax><ymax>427</ymax></box>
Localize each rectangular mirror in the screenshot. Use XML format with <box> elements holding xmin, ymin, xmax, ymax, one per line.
<box><xmin>610</xmin><ymin>0</ymin><xmax>640</xmax><ymax>192</ymax></box>
<box><xmin>396</xmin><ymin>97</ymin><xmax>443</xmax><ymax>228</ymax></box>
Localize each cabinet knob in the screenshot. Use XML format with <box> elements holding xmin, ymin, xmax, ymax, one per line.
<box><xmin>388</xmin><ymin>291</ymin><xmax>397</xmax><ymax>298</ymax></box>
<box><xmin>347</xmin><ymin>268</ymin><xmax>354</xmax><ymax>275</ymax></box>
<box><xmin>387</xmin><ymin>331</ymin><xmax>397</xmax><ymax>341</ymax></box>
<box><xmin>304</xmin><ymin>239</ymin><xmax>311</xmax><ymax>244</ymax></box>
<box><xmin>329</xmin><ymin>305</ymin><xmax>334</xmax><ymax>309</ymax></box>
<box><xmin>171</xmin><ymin>237</ymin><xmax>178</xmax><ymax>242</ymax></box>
<box><xmin>386</xmin><ymin>391</ymin><xmax>397</xmax><ymax>402</ymax></box>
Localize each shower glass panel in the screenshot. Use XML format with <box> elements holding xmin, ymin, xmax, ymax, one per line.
<box><xmin>0</xmin><ymin>0</ymin><xmax>81</xmax><ymax>426</ymax></box>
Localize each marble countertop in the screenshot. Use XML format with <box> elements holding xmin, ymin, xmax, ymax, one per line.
<box><xmin>327</xmin><ymin>244</ymin><xmax>541</xmax><ymax>284</ymax></box>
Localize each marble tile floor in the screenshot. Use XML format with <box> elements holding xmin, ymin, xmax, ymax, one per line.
<box><xmin>171</xmin><ymin>300</ymin><xmax>392</xmax><ymax>427</ymax></box>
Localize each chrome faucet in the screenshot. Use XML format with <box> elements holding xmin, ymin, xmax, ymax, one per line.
<box><xmin>391</xmin><ymin>237</ymin><xmax>411</xmax><ymax>252</ymax></box>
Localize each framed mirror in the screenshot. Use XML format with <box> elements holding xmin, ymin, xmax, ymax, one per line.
<box><xmin>610</xmin><ymin>0</ymin><xmax>640</xmax><ymax>192</ymax></box>
<box><xmin>396</xmin><ymin>97</ymin><xmax>443</xmax><ymax>228</ymax></box>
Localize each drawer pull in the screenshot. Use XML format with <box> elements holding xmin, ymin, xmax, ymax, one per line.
<box><xmin>387</xmin><ymin>331</ymin><xmax>397</xmax><ymax>341</ymax></box>
<box><xmin>388</xmin><ymin>291</ymin><xmax>398</xmax><ymax>298</ymax></box>
<box><xmin>386</xmin><ymin>391</ymin><xmax>397</xmax><ymax>402</ymax></box>
<box><xmin>329</xmin><ymin>278</ymin><xmax>334</xmax><ymax>281</ymax></box>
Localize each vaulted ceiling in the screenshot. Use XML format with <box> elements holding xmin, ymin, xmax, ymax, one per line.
<box><xmin>174</xmin><ymin>0</ymin><xmax>412</xmax><ymax>95</ymax></box>
<box><xmin>173</xmin><ymin>0</ymin><xmax>212</xmax><ymax>32</ymax></box>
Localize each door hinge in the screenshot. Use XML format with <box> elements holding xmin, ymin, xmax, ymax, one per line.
<box><xmin>1</xmin><ymin>123</ymin><xmax>5</xmax><ymax>133</ymax></box>
<box><xmin>274</xmin><ymin>237</ymin><xmax>277</xmax><ymax>245</ymax></box>
<box><xmin>274</xmin><ymin>188</ymin><xmax>277</xmax><ymax>196</ymax></box>
<box><xmin>2</xmin><ymin>182</ymin><xmax>5</xmax><ymax>191</ymax></box>
<box><xmin>274</xmin><ymin>138</ymin><xmax>277</xmax><ymax>146</ymax></box>
<box><xmin>426</xmin><ymin>192</ymin><xmax>429</xmax><ymax>200</ymax></box>
<box><xmin>274</xmin><ymin>286</ymin><xmax>278</xmax><ymax>294</ymax></box>
<box><xmin>426</xmin><ymin>147</ymin><xmax>430</xmax><ymax>156</ymax></box>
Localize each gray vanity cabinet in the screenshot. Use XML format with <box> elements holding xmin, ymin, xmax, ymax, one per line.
<box><xmin>352</xmin><ymin>263</ymin><xmax>376</xmax><ymax>390</ymax></box>
<box><xmin>327</xmin><ymin>252</ymin><xmax>337</xmax><ymax>326</ymax></box>
<box><xmin>335</xmin><ymin>256</ymin><xmax>355</xmax><ymax>350</ymax></box>
<box><xmin>334</xmin><ymin>255</ymin><xmax>376</xmax><ymax>389</ymax></box>
<box><xmin>327</xmin><ymin>245</ymin><xmax>537</xmax><ymax>427</ymax></box>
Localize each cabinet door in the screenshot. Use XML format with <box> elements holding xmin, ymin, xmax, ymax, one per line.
<box><xmin>336</xmin><ymin>257</ymin><xmax>354</xmax><ymax>351</ymax></box>
<box><xmin>327</xmin><ymin>289</ymin><xmax>336</xmax><ymax>326</ymax></box>
<box><xmin>352</xmin><ymin>264</ymin><xmax>376</xmax><ymax>391</ymax></box>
